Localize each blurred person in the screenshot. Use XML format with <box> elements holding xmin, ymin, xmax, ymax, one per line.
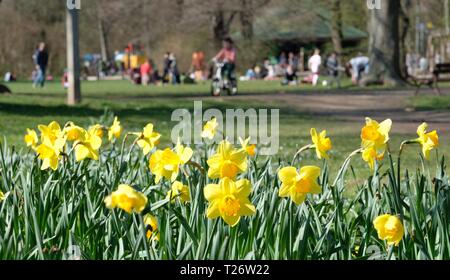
<box><xmin>347</xmin><ymin>53</ymin><xmax>369</xmax><ymax>85</ymax></box>
<box><xmin>326</xmin><ymin>52</ymin><xmax>341</xmax><ymax>88</ymax></box>
<box><xmin>140</xmin><ymin>59</ymin><xmax>153</xmax><ymax>85</ymax></box>
<box><xmin>192</xmin><ymin>51</ymin><xmax>206</xmax><ymax>82</ymax></box>
<box><xmin>169</xmin><ymin>53</ymin><xmax>180</xmax><ymax>85</ymax></box>
<box><xmin>32</xmin><ymin>42</ymin><xmax>49</xmax><ymax>88</ymax></box>
<box><xmin>162</xmin><ymin>52</ymin><xmax>171</xmax><ymax>84</ymax></box>
<box><xmin>308</xmin><ymin>49</ymin><xmax>322</xmax><ymax>86</ymax></box>
<box><xmin>213</xmin><ymin>37</ymin><xmax>237</xmax><ymax>93</ymax></box>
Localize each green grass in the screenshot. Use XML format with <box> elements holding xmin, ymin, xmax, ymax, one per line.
<box><xmin>1</xmin><ymin>80</ymin><xmax>449</xmax><ymax>178</ymax></box>
<box><xmin>1</xmin><ymin>80</ymin><xmax>450</xmax><ymax>260</ymax></box>
<box><xmin>410</xmin><ymin>95</ymin><xmax>450</xmax><ymax>111</ymax></box>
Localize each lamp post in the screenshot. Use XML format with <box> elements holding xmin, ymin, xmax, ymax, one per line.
<box><xmin>66</xmin><ymin>5</ymin><xmax>81</xmax><ymax>105</ymax></box>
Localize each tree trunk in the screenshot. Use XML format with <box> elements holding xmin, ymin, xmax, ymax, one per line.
<box><xmin>212</xmin><ymin>5</ymin><xmax>236</xmax><ymax>49</ymax></box>
<box><xmin>361</xmin><ymin>0</ymin><xmax>405</xmax><ymax>86</ymax></box>
<box><xmin>330</xmin><ymin>0</ymin><xmax>343</xmax><ymax>64</ymax></box>
<box><xmin>98</xmin><ymin>18</ymin><xmax>109</xmax><ymax>62</ymax></box>
<box><xmin>240</xmin><ymin>0</ymin><xmax>254</xmax><ymax>41</ymax></box>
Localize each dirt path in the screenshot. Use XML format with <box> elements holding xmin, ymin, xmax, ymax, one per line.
<box><xmin>238</xmin><ymin>89</ymin><xmax>450</xmax><ymax>134</ymax></box>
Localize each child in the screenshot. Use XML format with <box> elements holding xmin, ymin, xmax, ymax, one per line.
<box><xmin>308</xmin><ymin>49</ymin><xmax>322</xmax><ymax>86</ymax></box>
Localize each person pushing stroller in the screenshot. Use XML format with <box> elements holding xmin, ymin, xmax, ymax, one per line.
<box><xmin>211</xmin><ymin>37</ymin><xmax>237</xmax><ymax>95</ymax></box>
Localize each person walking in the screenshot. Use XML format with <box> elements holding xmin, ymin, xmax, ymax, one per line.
<box><xmin>33</xmin><ymin>42</ymin><xmax>49</xmax><ymax>88</ymax></box>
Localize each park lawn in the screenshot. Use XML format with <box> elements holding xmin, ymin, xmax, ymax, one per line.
<box><xmin>0</xmin><ymin>80</ymin><xmax>446</xmax><ymax>178</ymax></box>
<box><xmin>410</xmin><ymin>94</ymin><xmax>450</xmax><ymax>111</ymax></box>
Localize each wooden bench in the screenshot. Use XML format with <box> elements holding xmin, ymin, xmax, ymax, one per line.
<box><xmin>412</xmin><ymin>63</ymin><xmax>450</xmax><ymax>95</ymax></box>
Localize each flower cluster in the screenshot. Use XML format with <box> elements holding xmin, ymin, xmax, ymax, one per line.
<box><xmin>25</xmin><ymin>116</ymin><xmax>440</xmax><ymax>248</ymax></box>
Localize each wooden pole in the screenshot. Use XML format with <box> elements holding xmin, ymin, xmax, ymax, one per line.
<box><xmin>445</xmin><ymin>0</ymin><xmax>450</xmax><ymax>34</ymax></box>
<box><xmin>66</xmin><ymin>7</ymin><xmax>81</xmax><ymax>105</ymax></box>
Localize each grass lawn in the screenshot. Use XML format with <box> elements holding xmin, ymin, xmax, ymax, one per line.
<box><xmin>0</xmin><ymin>79</ymin><xmax>446</xmax><ymax>178</ymax></box>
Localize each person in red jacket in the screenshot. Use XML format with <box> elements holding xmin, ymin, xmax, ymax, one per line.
<box><xmin>140</xmin><ymin>59</ymin><xmax>153</xmax><ymax>85</ymax></box>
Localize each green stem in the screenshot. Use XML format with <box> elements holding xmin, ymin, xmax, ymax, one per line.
<box><xmin>331</xmin><ymin>148</ymin><xmax>363</xmax><ymax>188</ymax></box>
<box><xmin>187</xmin><ymin>160</ymin><xmax>206</xmax><ymax>174</ymax></box>
<box><xmin>139</xmin><ymin>214</ymin><xmax>151</xmax><ymax>260</ymax></box>
<box><xmin>292</xmin><ymin>144</ymin><xmax>314</xmax><ymax>165</ymax></box>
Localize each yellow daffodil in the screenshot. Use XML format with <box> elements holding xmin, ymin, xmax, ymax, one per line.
<box><xmin>38</xmin><ymin>121</ymin><xmax>65</xmax><ymax>144</ymax></box>
<box><xmin>137</xmin><ymin>123</ymin><xmax>161</xmax><ymax>155</ymax></box>
<box><xmin>361</xmin><ymin>118</ymin><xmax>392</xmax><ymax>150</ymax></box>
<box><xmin>149</xmin><ymin>143</ymin><xmax>192</xmax><ymax>183</ymax></box>
<box><xmin>74</xmin><ymin>130</ymin><xmax>102</xmax><ymax>162</ymax></box>
<box><xmin>204</xmin><ymin>178</ymin><xmax>256</xmax><ymax>227</ymax></box>
<box><xmin>239</xmin><ymin>137</ymin><xmax>256</xmax><ymax>157</ymax></box>
<box><xmin>104</xmin><ymin>184</ymin><xmax>148</xmax><ymax>214</ymax></box>
<box><xmin>310</xmin><ymin>128</ymin><xmax>332</xmax><ymax>159</ymax></box>
<box><xmin>207</xmin><ymin>140</ymin><xmax>247</xmax><ymax>180</ymax></box>
<box><xmin>36</xmin><ymin>137</ymin><xmax>65</xmax><ymax>171</ymax></box>
<box><xmin>166</xmin><ymin>181</ymin><xmax>190</xmax><ymax>203</ymax></box>
<box><xmin>278</xmin><ymin>166</ymin><xmax>321</xmax><ymax>205</ymax></box>
<box><xmin>416</xmin><ymin>123</ymin><xmax>439</xmax><ymax>160</ymax></box>
<box><xmin>64</xmin><ymin>124</ymin><xmax>86</xmax><ymax>142</ymax></box>
<box><xmin>88</xmin><ymin>124</ymin><xmax>105</xmax><ymax>138</ymax></box>
<box><xmin>0</xmin><ymin>191</ymin><xmax>6</xmax><ymax>202</ymax></box>
<box><xmin>373</xmin><ymin>214</ymin><xmax>404</xmax><ymax>246</ymax></box>
<box><xmin>24</xmin><ymin>129</ymin><xmax>39</xmax><ymax>149</ymax></box>
<box><xmin>201</xmin><ymin>117</ymin><xmax>218</xmax><ymax>140</ymax></box>
<box><xmin>144</xmin><ymin>214</ymin><xmax>159</xmax><ymax>241</ymax></box>
<box><xmin>362</xmin><ymin>146</ymin><xmax>385</xmax><ymax>170</ymax></box>
<box><xmin>108</xmin><ymin>117</ymin><xmax>123</xmax><ymax>141</ymax></box>
<box><xmin>175</xmin><ymin>140</ymin><xmax>193</xmax><ymax>164</ymax></box>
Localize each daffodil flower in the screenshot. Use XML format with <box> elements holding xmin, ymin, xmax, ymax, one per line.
<box><xmin>360</xmin><ymin>118</ymin><xmax>391</xmax><ymax>170</ymax></box>
<box><xmin>38</xmin><ymin>121</ymin><xmax>65</xmax><ymax>145</ymax></box>
<box><xmin>166</xmin><ymin>181</ymin><xmax>190</xmax><ymax>203</ymax></box>
<box><xmin>144</xmin><ymin>214</ymin><xmax>159</xmax><ymax>241</ymax></box>
<box><xmin>361</xmin><ymin>118</ymin><xmax>392</xmax><ymax>150</ymax></box>
<box><xmin>88</xmin><ymin>124</ymin><xmax>105</xmax><ymax>138</ymax></box>
<box><xmin>204</xmin><ymin>178</ymin><xmax>256</xmax><ymax>227</ymax></box>
<box><xmin>373</xmin><ymin>214</ymin><xmax>404</xmax><ymax>246</ymax></box>
<box><xmin>24</xmin><ymin>129</ymin><xmax>39</xmax><ymax>149</ymax></box>
<box><xmin>149</xmin><ymin>143</ymin><xmax>193</xmax><ymax>183</ymax></box>
<box><xmin>74</xmin><ymin>130</ymin><xmax>102</xmax><ymax>162</ymax></box>
<box><xmin>310</xmin><ymin>128</ymin><xmax>332</xmax><ymax>159</ymax></box>
<box><xmin>207</xmin><ymin>140</ymin><xmax>247</xmax><ymax>180</ymax></box>
<box><xmin>36</xmin><ymin>136</ymin><xmax>66</xmax><ymax>171</ymax></box>
<box><xmin>104</xmin><ymin>184</ymin><xmax>148</xmax><ymax>214</ymax></box>
<box><xmin>108</xmin><ymin>117</ymin><xmax>123</xmax><ymax>141</ymax></box>
<box><xmin>239</xmin><ymin>137</ymin><xmax>256</xmax><ymax>157</ymax></box>
<box><xmin>64</xmin><ymin>123</ymin><xmax>86</xmax><ymax>142</ymax></box>
<box><xmin>0</xmin><ymin>191</ymin><xmax>7</xmax><ymax>202</ymax></box>
<box><xmin>362</xmin><ymin>146</ymin><xmax>385</xmax><ymax>170</ymax></box>
<box><xmin>137</xmin><ymin>123</ymin><xmax>161</xmax><ymax>155</ymax></box>
<box><xmin>278</xmin><ymin>166</ymin><xmax>322</xmax><ymax>205</ymax></box>
<box><xmin>416</xmin><ymin>122</ymin><xmax>439</xmax><ymax>160</ymax></box>
<box><xmin>201</xmin><ymin>117</ymin><xmax>218</xmax><ymax>140</ymax></box>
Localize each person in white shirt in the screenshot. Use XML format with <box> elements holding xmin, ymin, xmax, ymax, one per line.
<box><xmin>308</xmin><ymin>49</ymin><xmax>322</xmax><ymax>86</ymax></box>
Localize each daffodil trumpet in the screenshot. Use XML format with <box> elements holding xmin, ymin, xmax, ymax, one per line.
<box><xmin>291</xmin><ymin>144</ymin><xmax>314</xmax><ymax>165</ymax></box>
